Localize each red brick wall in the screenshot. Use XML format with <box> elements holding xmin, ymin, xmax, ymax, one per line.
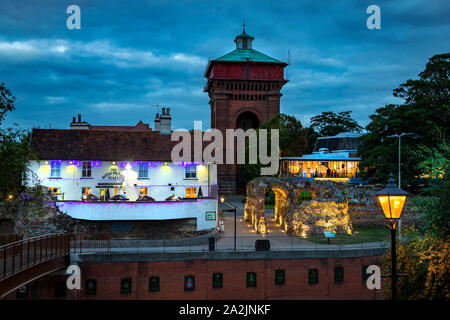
<box><xmin>9</xmin><ymin>255</ymin><xmax>382</xmax><ymax>300</ymax></box>
<box><xmin>208</xmin><ymin>63</ymin><xmax>286</xmax><ymax>81</ymax></box>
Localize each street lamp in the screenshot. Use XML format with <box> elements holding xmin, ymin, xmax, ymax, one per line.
<box><xmin>376</xmin><ymin>173</ymin><xmax>408</xmax><ymax>300</ymax></box>
<box><xmin>220</xmin><ymin>195</ymin><xmax>237</xmax><ymax>251</ymax></box>
<box><xmin>387</xmin><ymin>132</ymin><xmax>416</xmax><ymax>237</ymax></box>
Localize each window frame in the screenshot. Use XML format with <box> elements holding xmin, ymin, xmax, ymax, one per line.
<box><xmin>85</xmin><ymin>279</ymin><xmax>97</xmax><ymax>296</ymax></box>
<box><xmin>186</xmin><ymin>187</ymin><xmax>197</xmax><ymax>198</ymax></box>
<box><xmin>308</xmin><ymin>269</ymin><xmax>319</xmax><ymax>285</ymax></box>
<box><xmin>246</xmin><ymin>272</ymin><xmax>257</xmax><ymax>288</ymax></box>
<box><xmin>335</xmin><ymin>267</ymin><xmax>344</xmax><ymax>283</ymax></box>
<box><xmin>120</xmin><ymin>278</ymin><xmax>132</xmax><ymax>294</ymax></box>
<box><xmin>50</xmin><ymin>160</ymin><xmax>61</xmax><ymax>177</ymax></box>
<box><xmin>82</xmin><ymin>161</ymin><xmax>92</xmax><ymax>178</ymax></box>
<box><xmin>212</xmin><ymin>273</ymin><xmax>223</xmax><ymax>289</ymax></box>
<box><xmin>275</xmin><ymin>269</ymin><xmax>285</xmax><ymax>285</ymax></box>
<box><xmin>149</xmin><ymin>276</ymin><xmax>160</xmax><ymax>292</ymax></box>
<box><xmin>138</xmin><ymin>162</ymin><xmax>149</xmax><ymax>178</ymax></box>
<box><xmin>184</xmin><ymin>165</ymin><xmax>197</xmax><ymax>179</ymax></box>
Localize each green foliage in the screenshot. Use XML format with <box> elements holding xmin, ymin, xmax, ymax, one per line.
<box><xmin>305</xmin><ymin>126</ymin><xmax>319</xmax><ymax>154</ymax></box>
<box><xmin>382</xmin><ymin>228</ymin><xmax>450</xmax><ymax>300</ymax></box>
<box><xmin>297</xmin><ymin>191</ymin><xmax>312</xmax><ymax>204</ymax></box>
<box><xmin>0</xmin><ymin>82</ymin><xmax>16</xmax><ymax>125</ymax></box>
<box><xmin>0</xmin><ymin>128</ymin><xmax>35</xmax><ymax>200</ymax></box>
<box><xmin>237</xmin><ymin>113</ymin><xmax>308</xmax><ymax>184</ymax></box>
<box><xmin>358</xmin><ymin>53</ymin><xmax>450</xmax><ymax>187</ymax></box>
<box><xmin>310</xmin><ymin>111</ymin><xmax>362</xmax><ymax>137</ymax></box>
<box><xmin>265</xmin><ymin>190</ymin><xmax>275</xmax><ymax>205</ymax></box>
<box><xmin>259</xmin><ymin>113</ymin><xmax>308</xmax><ymax>157</ymax></box>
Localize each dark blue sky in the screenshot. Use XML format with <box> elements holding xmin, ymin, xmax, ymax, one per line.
<box><xmin>0</xmin><ymin>0</ymin><xmax>449</xmax><ymax>131</ymax></box>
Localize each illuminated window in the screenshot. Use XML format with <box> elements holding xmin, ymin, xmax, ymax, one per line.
<box><xmin>138</xmin><ymin>162</ymin><xmax>149</xmax><ymax>178</ymax></box>
<box><xmin>82</xmin><ymin>161</ymin><xmax>92</xmax><ymax>177</ymax></box>
<box><xmin>212</xmin><ymin>273</ymin><xmax>223</xmax><ymax>289</ymax></box>
<box><xmin>186</xmin><ymin>187</ymin><xmax>197</xmax><ymax>198</ymax></box>
<box><xmin>185</xmin><ymin>165</ymin><xmax>197</xmax><ymax>179</ymax></box>
<box><xmin>50</xmin><ymin>161</ymin><xmax>61</xmax><ymax>177</ymax></box>
<box><xmin>82</xmin><ymin>188</ymin><xmax>91</xmax><ymax>199</ymax></box>
<box><xmin>308</xmin><ymin>269</ymin><xmax>318</xmax><ymax>285</ymax></box>
<box><xmin>149</xmin><ymin>276</ymin><xmax>160</xmax><ymax>292</ymax></box>
<box><xmin>139</xmin><ymin>187</ymin><xmax>148</xmax><ymax>197</ymax></box>
<box><xmin>50</xmin><ymin>188</ymin><xmax>60</xmax><ymax>194</ymax></box>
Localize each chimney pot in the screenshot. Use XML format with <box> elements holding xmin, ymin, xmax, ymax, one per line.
<box><xmin>72</xmin><ymin>117</ymin><xmax>76</xmax><ymax>123</ymax></box>
<box><xmin>167</xmin><ymin>108</ymin><xmax>170</xmax><ymax>115</ymax></box>
<box><xmin>78</xmin><ymin>114</ymin><xmax>81</xmax><ymax>123</ymax></box>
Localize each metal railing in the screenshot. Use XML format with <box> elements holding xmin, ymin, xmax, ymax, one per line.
<box><xmin>0</xmin><ymin>234</ymin><xmax>23</xmax><ymax>246</ymax></box>
<box><xmin>0</xmin><ymin>233</ymin><xmax>70</xmax><ymax>281</ymax></box>
<box><xmin>69</xmin><ymin>232</ymin><xmax>390</xmax><ymax>254</ymax></box>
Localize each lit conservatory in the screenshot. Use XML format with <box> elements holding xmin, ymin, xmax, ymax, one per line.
<box><xmin>280</xmin><ymin>132</ymin><xmax>361</xmax><ymax>181</ymax></box>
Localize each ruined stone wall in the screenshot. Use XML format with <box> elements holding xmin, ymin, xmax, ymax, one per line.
<box><xmin>245</xmin><ymin>177</ymin><xmax>418</xmax><ymax>236</ymax></box>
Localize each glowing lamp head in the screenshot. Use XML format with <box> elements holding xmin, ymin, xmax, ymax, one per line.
<box><xmin>376</xmin><ymin>173</ymin><xmax>408</xmax><ymax>221</ymax></box>
<box><xmin>44</xmin><ymin>161</ymin><xmax>49</xmax><ymax>165</ymax></box>
<box><xmin>163</xmin><ymin>162</ymin><xmax>168</xmax><ymax>166</ymax></box>
<box><xmin>125</xmin><ymin>163</ymin><xmax>131</xmax><ymax>170</ymax></box>
<box><xmin>220</xmin><ymin>196</ymin><xmax>225</xmax><ymax>203</ymax></box>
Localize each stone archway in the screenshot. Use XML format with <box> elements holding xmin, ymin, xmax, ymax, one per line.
<box><xmin>244</xmin><ymin>177</ymin><xmax>374</xmax><ymax>236</ymax></box>
<box><xmin>236</xmin><ymin>111</ymin><xmax>260</xmax><ymax>131</ymax></box>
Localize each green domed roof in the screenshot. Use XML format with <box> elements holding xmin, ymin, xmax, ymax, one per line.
<box><xmin>216</xmin><ymin>48</ymin><xmax>282</xmax><ymax>63</ymax></box>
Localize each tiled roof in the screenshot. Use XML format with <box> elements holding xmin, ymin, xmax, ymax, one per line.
<box><xmin>30</xmin><ymin>129</ymin><xmax>194</xmax><ymax>161</ymax></box>
<box><xmin>215</xmin><ymin>49</ymin><xmax>282</xmax><ymax>63</ymax></box>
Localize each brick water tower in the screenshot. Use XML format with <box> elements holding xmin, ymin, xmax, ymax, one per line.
<box><xmin>204</xmin><ymin>26</ymin><xmax>288</xmax><ymax>192</ymax></box>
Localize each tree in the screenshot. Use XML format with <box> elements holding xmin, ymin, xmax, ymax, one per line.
<box><xmin>0</xmin><ymin>83</ymin><xmax>35</xmax><ymax>200</ymax></box>
<box><xmin>259</xmin><ymin>113</ymin><xmax>308</xmax><ymax>157</ymax></box>
<box><xmin>237</xmin><ymin>114</ymin><xmax>308</xmax><ymax>184</ymax></box>
<box><xmin>0</xmin><ymin>82</ymin><xmax>16</xmax><ymax>125</ymax></box>
<box><xmin>359</xmin><ymin>53</ymin><xmax>450</xmax><ymax>187</ymax></box>
<box><xmin>0</xmin><ymin>128</ymin><xmax>34</xmax><ymax>200</ymax></box>
<box><xmin>382</xmin><ymin>228</ymin><xmax>450</xmax><ymax>300</ymax></box>
<box><xmin>310</xmin><ymin>111</ymin><xmax>363</xmax><ymax>137</ymax></box>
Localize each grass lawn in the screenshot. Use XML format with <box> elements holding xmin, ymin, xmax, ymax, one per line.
<box><xmin>306</xmin><ymin>227</ymin><xmax>390</xmax><ymax>244</ymax></box>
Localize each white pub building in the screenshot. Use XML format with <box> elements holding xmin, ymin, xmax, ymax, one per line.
<box><xmin>27</xmin><ymin>109</ymin><xmax>218</xmax><ymax>231</ymax></box>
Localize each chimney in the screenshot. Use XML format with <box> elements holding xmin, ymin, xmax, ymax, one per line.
<box><xmin>159</xmin><ymin>107</ymin><xmax>172</xmax><ymax>134</ymax></box>
<box><xmin>154</xmin><ymin>113</ymin><xmax>160</xmax><ymax>131</ymax></box>
<box><xmin>70</xmin><ymin>114</ymin><xmax>90</xmax><ymax>129</ymax></box>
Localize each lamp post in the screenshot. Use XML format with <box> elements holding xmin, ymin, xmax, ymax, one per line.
<box><xmin>375</xmin><ymin>173</ymin><xmax>408</xmax><ymax>300</ymax></box>
<box><xmin>220</xmin><ymin>196</ymin><xmax>237</xmax><ymax>251</ymax></box>
<box><xmin>387</xmin><ymin>132</ymin><xmax>416</xmax><ymax>237</ymax></box>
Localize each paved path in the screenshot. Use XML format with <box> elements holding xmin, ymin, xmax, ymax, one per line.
<box><xmin>81</xmin><ymin>200</ymin><xmax>389</xmax><ymax>253</ymax></box>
